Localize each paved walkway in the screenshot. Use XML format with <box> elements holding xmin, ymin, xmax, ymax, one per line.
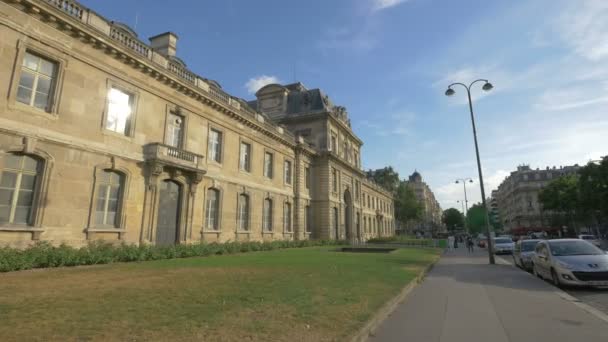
<box><xmin>369</xmin><ymin>248</ymin><xmax>608</xmax><ymax>342</ymax></box>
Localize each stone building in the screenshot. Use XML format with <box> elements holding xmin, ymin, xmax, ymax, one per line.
<box><xmin>0</xmin><ymin>0</ymin><xmax>395</xmax><ymax>247</ymax></box>
<box><xmin>493</xmin><ymin>164</ymin><xmax>580</xmax><ymax>232</ymax></box>
<box><xmin>406</xmin><ymin>171</ymin><xmax>443</xmax><ymax>236</ymax></box>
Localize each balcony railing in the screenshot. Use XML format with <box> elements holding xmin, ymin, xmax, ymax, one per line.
<box><xmin>168</xmin><ymin>60</ymin><xmax>196</xmax><ymax>84</ymax></box>
<box><xmin>110</xmin><ymin>26</ymin><xmax>150</xmax><ymax>57</ymax></box>
<box><xmin>143</xmin><ymin>143</ymin><xmax>204</xmax><ymax>171</ymax></box>
<box><xmin>45</xmin><ymin>0</ymin><xmax>83</xmax><ymax>19</ymax></box>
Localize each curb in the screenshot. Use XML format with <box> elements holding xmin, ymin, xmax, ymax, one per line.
<box><xmin>496</xmin><ymin>255</ymin><xmax>608</xmax><ymax>325</ymax></box>
<box><xmin>349</xmin><ymin>257</ymin><xmax>439</xmax><ymax>342</ymax></box>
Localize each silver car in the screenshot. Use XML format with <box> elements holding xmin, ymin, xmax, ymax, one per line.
<box><xmin>512</xmin><ymin>239</ymin><xmax>541</xmax><ymax>271</ymax></box>
<box><xmin>532</xmin><ymin>239</ymin><xmax>608</xmax><ymax>287</ymax></box>
<box><xmin>493</xmin><ymin>237</ymin><xmax>515</xmax><ymax>254</ymax></box>
<box><xmin>578</xmin><ymin>234</ymin><xmax>601</xmax><ymax>248</ymax></box>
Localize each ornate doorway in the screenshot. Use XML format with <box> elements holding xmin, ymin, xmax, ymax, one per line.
<box><xmin>156</xmin><ymin>180</ymin><xmax>181</xmax><ymax>245</ymax></box>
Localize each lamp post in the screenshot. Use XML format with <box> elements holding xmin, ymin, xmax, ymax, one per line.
<box><xmin>445</xmin><ymin>79</ymin><xmax>495</xmax><ymax>264</ymax></box>
<box><xmin>455</xmin><ymin>178</ymin><xmax>473</xmax><ymax>212</ymax></box>
<box><xmin>457</xmin><ymin>200</ymin><xmax>466</xmax><ymax>231</ymax></box>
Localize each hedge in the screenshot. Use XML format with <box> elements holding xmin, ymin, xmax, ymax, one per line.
<box><xmin>367</xmin><ymin>236</ymin><xmax>447</xmax><ymax>248</ymax></box>
<box><xmin>0</xmin><ymin>239</ymin><xmax>346</xmax><ymax>273</ymax></box>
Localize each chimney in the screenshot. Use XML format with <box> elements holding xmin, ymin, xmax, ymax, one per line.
<box><xmin>149</xmin><ymin>32</ymin><xmax>178</xmax><ymax>57</ymax></box>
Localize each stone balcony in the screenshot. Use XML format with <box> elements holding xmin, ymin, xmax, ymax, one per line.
<box><xmin>143</xmin><ymin>143</ymin><xmax>205</xmax><ymax>173</ymax></box>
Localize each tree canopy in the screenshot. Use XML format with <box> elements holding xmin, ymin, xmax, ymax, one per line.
<box><xmin>466</xmin><ymin>203</ymin><xmax>488</xmax><ymax>235</ymax></box>
<box><xmin>367</xmin><ymin>166</ymin><xmax>400</xmax><ymax>193</ymax></box>
<box><xmin>368</xmin><ymin>166</ymin><xmax>423</xmax><ymax>224</ymax></box>
<box><xmin>442</xmin><ymin>208</ymin><xmax>464</xmax><ymax>231</ymax></box>
<box><xmin>395</xmin><ymin>181</ymin><xmax>423</xmax><ymax>222</ymax></box>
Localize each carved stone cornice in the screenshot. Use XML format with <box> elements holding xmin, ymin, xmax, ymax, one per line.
<box><xmin>1</xmin><ymin>0</ymin><xmax>297</xmax><ymax>147</ymax></box>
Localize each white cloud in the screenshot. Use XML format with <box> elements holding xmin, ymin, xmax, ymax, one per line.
<box><xmin>554</xmin><ymin>0</ymin><xmax>608</xmax><ymax>61</ymax></box>
<box><xmin>372</xmin><ymin>0</ymin><xmax>408</xmax><ymax>11</ymax></box>
<box><xmin>245</xmin><ymin>75</ymin><xmax>281</xmax><ymax>94</ymax></box>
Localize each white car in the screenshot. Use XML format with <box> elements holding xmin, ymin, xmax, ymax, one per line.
<box><xmin>578</xmin><ymin>234</ymin><xmax>601</xmax><ymax>248</ymax></box>
<box><xmin>493</xmin><ymin>237</ymin><xmax>515</xmax><ymax>254</ymax></box>
<box><xmin>532</xmin><ymin>239</ymin><xmax>608</xmax><ymax>287</ymax></box>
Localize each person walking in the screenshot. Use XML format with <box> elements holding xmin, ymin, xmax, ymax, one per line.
<box><xmin>467</xmin><ymin>236</ymin><xmax>474</xmax><ymax>253</ymax></box>
<box><xmin>447</xmin><ymin>235</ymin><xmax>455</xmax><ymax>251</ymax></box>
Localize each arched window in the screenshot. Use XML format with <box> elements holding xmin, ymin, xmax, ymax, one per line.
<box><xmin>205</xmin><ymin>188</ymin><xmax>220</xmax><ymax>230</ymax></box>
<box><xmin>0</xmin><ymin>153</ymin><xmax>41</xmax><ymax>225</ymax></box>
<box><xmin>237</xmin><ymin>194</ymin><xmax>249</xmax><ymax>231</ymax></box>
<box><xmin>284</xmin><ymin>202</ymin><xmax>292</xmax><ymax>232</ymax></box>
<box><xmin>263</xmin><ymin>198</ymin><xmax>272</xmax><ymax>232</ymax></box>
<box><xmin>95</xmin><ymin>170</ymin><xmax>124</xmax><ymax>227</ymax></box>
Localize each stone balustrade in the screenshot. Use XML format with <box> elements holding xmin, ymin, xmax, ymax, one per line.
<box><xmin>143</xmin><ymin>143</ymin><xmax>204</xmax><ymax>172</ymax></box>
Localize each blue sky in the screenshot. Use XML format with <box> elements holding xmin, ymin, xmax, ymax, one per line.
<box><xmin>81</xmin><ymin>0</ymin><xmax>608</xmax><ymax>210</ymax></box>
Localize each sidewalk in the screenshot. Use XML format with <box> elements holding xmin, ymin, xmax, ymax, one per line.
<box><xmin>369</xmin><ymin>248</ymin><xmax>608</xmax><ymax>342</ymax></box>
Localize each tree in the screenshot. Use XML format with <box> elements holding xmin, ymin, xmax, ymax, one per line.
<box><xmin>368</xmin><ymin>167</ymin><xmax>400</xmax><ymax>193</ymax></box>
<box><xmin>466</xmin><ymin>203</ymin><xmax>488</xmax><ymax>235</ymax></box>
<box><xmin>442</xmin><ymin>208</ymin><xmax>464</xmax><ymax>231</ymax></box>
<box><xmin>395</xmin><ymin>181</ymin><xmax>422</xmax><ymax>222</ymax></box>
<box><xmin>538</xmin><ymin>174</ymin><xmax>581</xmax><ymax>233</ymax></box>
<box><xmin>578</xmin><ymin>158</ymin><xmax>608</xmax><ymax>224</ymax></box>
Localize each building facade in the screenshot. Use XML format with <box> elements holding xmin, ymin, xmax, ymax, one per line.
<box><xmin>405</xmin><ymin>171</ymin><xmax>443</xmax><ymax>236</ymax></box>
<box><xmin>493</xmin><ymin>164</ymin><xmax>580</xmax><ymax>232</ymax></box>
<box><xmin>0</xmin><ymin>0</ymin><xmax>394</xmax><ymax>248</ymax></box>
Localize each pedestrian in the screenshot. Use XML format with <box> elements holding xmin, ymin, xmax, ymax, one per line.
<box><xmin>467</xmin><ymin>236</ymin><xmax>474</xmax><ymax>253</ymax></box>
<box><xmin>447</xmin><ymin>235</ymin><xmax>454</xmax><ymax>251</ymax></box>
<box><xmin>454</xmin><ymin>237</ymin><xmax>459</xmax><ymax>249</ymax></box>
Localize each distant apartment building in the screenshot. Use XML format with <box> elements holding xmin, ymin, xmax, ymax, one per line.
<box><xmin>406</xmin><ymin>171</ymin><xmax>444</xmax><ymax>236</ymax></box>
<box><xmin>0</xmin><ymin>0</ymin><xmax>395</xmax><ymax>247</ymax></box>
<box><xmin>493</xmin><ymin>164</ymin><xmax>580</xmax><ymax>232</ymax></box>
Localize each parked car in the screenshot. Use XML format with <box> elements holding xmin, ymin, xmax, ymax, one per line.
<box><xmin>513</xmin><ymin>239</ymin><xmax>541</xmax><ymax>271</ymax></box>
<box><xmin>532</xmin><ymin>239</ymin><xmax>608</xmax><ymax>287</ymax></box>
<box><xmin>578</xmin><ymin>234</ymin><xmax>601</xmax><ymax>248</ymax></box>
<box><xmin>493</xmin><ymin>237</ymin><xmax>515</xmax><ymax>254</ymax></box>
<box><xmin>498</xmin><ymin>234</ymin><xmax>514</xmax><ymax>241</ymax></box>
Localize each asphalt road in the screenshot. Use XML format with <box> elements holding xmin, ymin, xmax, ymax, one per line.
<box><xmin>497</xmin><ymin>254</ymin><xmax>608</xmax><ymax>315</ymax></box>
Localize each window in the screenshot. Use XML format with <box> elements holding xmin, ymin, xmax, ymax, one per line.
<box><xmin>95</xmin><ymin>170</ymin><xmax>124</xmax><ymax>227</ymax></box>
<box><xmin>333</xmin><ymin>207</ymin><xmax>339</xmax><ymax>239</ymax></box>
<box><xmin>332</xmin><ymin>168</ymin><xmax>338</xmax><ymax>192</ymax></box>
<box><xmin>237</xmin><ymin>194</ymin><xmax>249</xmax><ymax>231</ymax></box>
<box><xmin>354</xmin><ymin>151</ymin><xmax>359</xmax><ymax>167</ymax></box>
<box><xmin>264</xmin><ymin>152</ymin><xmax>273</xmax><ymax>179</ymax></box>
<box><xmin>166</xmin><ymin>113</ymin><xmax>184</xmax><ymax>147</ymax></box>
<box><xmin>16</xmin><ymin>52</ymin><xmax>57</xmax><ymax>111</ymax></box>
<box><xmin>106</xmin><ymin>87</ymin><xmax>134</xmax><ymax>136</ymax></box>
<box><xmin>284</xmin><ymin>202</ymin><xmax>292</xmax><ymax>232</ymax></box>
<box><xmin>205</xmin><ymin>188</ymin><xmax>220</xmax><ymax>230</ymax></box>
<box><xmin>305</xmin><ymin>167</ymin><xmax>311</xmax><ymax>189</ymax></box>
<box><xmin>343</xmin><ymin>142</ymin><xmax>348</xmax><ymax>158</ymax></box>
<box><xmin>284</xmin><ymin>160</ymin><xmax>292</xmax><ymax>185</ymax></box>
<box><xmin>331</xmin><ymin>135</ymin><xmax>337</xmax><ymax>152</ymax></box>
<box><xmin>305</xmin><ymin>205</ymin><xmax>312</xmax><ymax>233</ymax></box>
<box><xmin>208</xmin><ymin>129</ymin><xmax>222</xmax><ymax>163</ymax></box>
<box><xmin>239</xmin><ymin>142</ymin><xmax>251</xmax><ymax>172</ymax></box>
<box><xmin>263</xmin><ymin>198</ymin><xmax>273</xmax><ymax>232</ymax></box>
<box><xmin>0</xmin><ymin>154</ymin><xmax>41</xmax><ymax>225</ymax></box>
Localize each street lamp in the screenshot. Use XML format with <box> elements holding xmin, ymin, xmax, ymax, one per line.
<box><xmin>455</xmin><ymin>178</ymin><xmax>473</xmax><ymax>213</ymax></box>
<box><xmin>457</xmin><ymin>200</ymin><xmax>466</xmax><ymax>231</ymax></box>
<box><xmin>445</xmin><ymin>79</ymin><xmax>495</xmax><ymax>264</ymax></box>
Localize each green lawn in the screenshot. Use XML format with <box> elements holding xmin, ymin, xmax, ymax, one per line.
<box><xmin>0</xmin><ymin>246</ymin><xmax>440</xmax><ymax>342</ymax></box>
